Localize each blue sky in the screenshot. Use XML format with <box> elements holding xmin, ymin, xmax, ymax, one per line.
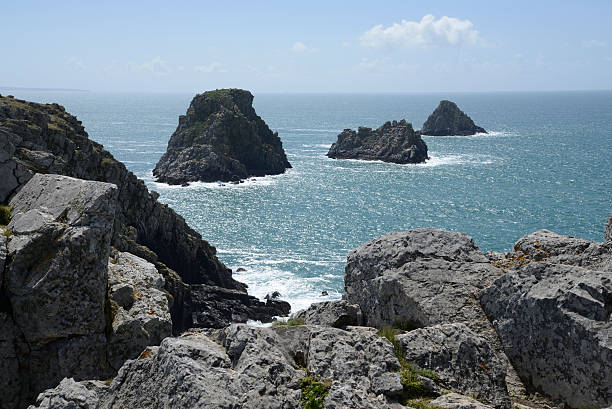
<box><xmin>3</xmin><ymin>1</ymin><xmax>611</xmax><ymax>92</ymax></box>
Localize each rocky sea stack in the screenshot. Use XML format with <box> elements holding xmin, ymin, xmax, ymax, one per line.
<box><xmin>153</xmin><ymin>89</ymin><xmax>291</xmax><ymax>184</ymax></box>
<box><xmin>421</xmin><ymin>100</ymin><xmax>486</xmax><ymax>136</ymax></box>
<box><xmin>327</xmin><ymin>120</ymin><xmax>428</xmax><ymax>164</ymax></box>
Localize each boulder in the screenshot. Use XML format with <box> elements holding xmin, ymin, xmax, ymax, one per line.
<box><xmin>605</xmin><ymin>212</ymin><xmax>612</xmax><ymax>242</ymax></box>
<box><xmin>344</xmin><ymin>228</ymin><xmax>504</xmax><ymax>333</ymax></box>
<box><xmin>153</xmin><ymin>89</ymin><xmax>291</xmax><ymax>184</ymax></box>
<box><xmin>292</xmin><ymin>300</ymin><xmax>363</xmax><ymax>328</ymax></box>
<box><xmin>500</xmin><ymin>229</ymin><xmax>612</xmax><ymax>272</ymax></box>
<box><xmin>327</xmin><ymin>120</ymin><xmax>428</xmax><ymax>164</ymax></box>
<box><xmin>31</xmin><ymin>324</ymin><xmax>410</xmax><ymax>408</ymax></box>
<box><xmin>480</xmin><ymin>262</ymin><xmax>612</xmax><ymax>407</ymax></box>
<box><xmin>396</xmin><ymin>323</ymin><xmax>510</xmax><ymax>408</ymax></box>
<box><xmin>1</xmin><ymin>174</ymin><xmax>117</xmax><ymax>406</ymax></box>
<box><xmin>106</xmin><ymin>251</ymin><xmax>172</xmax><ymax>371</ymax></box>
<box><xmin>430</xmin><ymin>393</ymin><xmax>494</xmax><ymax>409</ymax></box>
<box><xmin>27</xmin><ymin>378</ymin><xmax>107</xmax><ymax>409</ymax></box>
<box><xmin>421</xmin><ymin>100</ymin><xmax>486</xmax><ymax>136</ymax></box>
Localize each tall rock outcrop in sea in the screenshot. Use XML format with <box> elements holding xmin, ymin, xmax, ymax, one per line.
<box><xmin>327</xmin><ymin>120</ymin><xmax>428</xmax><ymax>164</ymax></box>
<box><xmin>421</xmin><ymin>100</ymin><xmax>486</xmax><ymax>136</ymax></box>
<box><xmin>153</xmin><ymin>89</ymin><xmax>291</xmax><ymax>184</ymax></box>
<box><xmin>0</xmin><ymin>94</ymin><xmax>288</xmax><ymax>335</ymax></box>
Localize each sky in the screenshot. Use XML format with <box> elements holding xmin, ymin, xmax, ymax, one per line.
<box><xmin>2</xmin><ymin>1</ymin><xmax>612</xmax><ymax>93</ymax></box>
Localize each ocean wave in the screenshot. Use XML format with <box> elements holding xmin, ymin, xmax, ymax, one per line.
<box><xmin>281</xmin><ymin>128</ymin><xmax>340</xmax><ymax>133</ymax></box>
<box><xmin>301</xmin><ymin>144</ymin><xmax>332</xmax><ymax>148</ymax></box>
<box><xmin>421</xmin><ymin>130</ymin><xmax>514</xmax><ymax>139</ymax></box>
<box><xmin>232</xmin><ymin>265</ymin><xmax>343</xmax><ymax>314</ymax></box>
<box><xmin>326</xmin><ymin>153</ymin><xmax>495</xmax><ymax>168</ymax></box>
<box><xmin>150</xmin><ymin>170</ymin><xmax>294</xmax><ymax>190</ymax></box>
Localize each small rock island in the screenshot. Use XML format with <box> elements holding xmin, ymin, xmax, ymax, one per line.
<box><xmin>326</xmin><ymin>119</ymin><xmax>428</xmax><ymax>164</ymax></box>
<box><xmin>421</xmin><ymin>100</ymin><xmax>486</xmax><ymax>136</ymax></box>
<box><xmin>154</xmin><ymin>89</ymin><xmax>291</xmax><ymax>185</ymax></box>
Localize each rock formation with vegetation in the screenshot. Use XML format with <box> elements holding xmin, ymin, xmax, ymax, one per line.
<box><xmin>153</xmin><ymin>89</ymin><xmax>291</xmax><ymax>185</ymax></box>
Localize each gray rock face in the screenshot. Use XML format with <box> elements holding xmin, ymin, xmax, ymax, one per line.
<box><xmin>605</xmin><ymin>212</ymin><xmax>612</xmax><ymax>242</ymax></box>
<box><xmin>292</xmin><ymin>300</ymin><xmax>363</xmax><ymax>328</ymax></box>
<box><xmin>76</xmin><ymin>324</ymin><xmax>404</xmax><ymax>409</ymax></box>
<box><xmin>421</xmin><ymin>100</ymin><xmax>486</xmax><ymax>136</ymax></box>
<box><xmin>344</xmin><ymin>228</ymin><xmax>504</xmax><ymax>332</ymax></box>
<box><xmin>480</xmin><ymin>262</ymin><xmax>612</xmax><ymax>407</ymax></box>
<box><xmin>153</xmin><ymin>89</ymin><xmax>291</xmax><ymax>184</ymax></box>
<box><xmin>0</xmin><ymin>95</ymin><xmax>273</xmax><ymax>335</ymax></box>
<box><xmin>327</xmin><ymin>120</ymin><xmax>428</xmax><ymax>164</ymax></box>
<box><xmin>430</xmin><ymin>393</ymin><xmax>494</xmax><ymax>409</ymax></box>
<box><xmin>106</xmin><ymin>251</ymin><xmax>172</xmax><ymax>371</ymax></box>
<box><xmin>1</xmin><ymin>174</ymin><xmax>117</xmax><ymax>407</ymax></box>
<box><xmin>397</xmin><ymin>323</ymin><xmax>510</xmax><ymax>408</ymax></box>
<box><xmin>27</xmin><ymin>378</ymin><xmax>107</xmax><ymax>409</ymax></box>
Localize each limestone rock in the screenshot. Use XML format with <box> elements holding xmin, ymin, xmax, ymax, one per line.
<box><xmin>605</xmin><ymin>212</ymin><xmax>612</xmax><ymax>242</ymax></box>
<box><xmin>397</xmin><ymin>323</ymin><xmax>510</xmax><ymax>408</ymax></box>
<box><xmin>421</xmin><ymin>100</ymin><xmax>486</xmax><ymax>136</ymax></box>
<box><xmin>430</xmin><ymin>393</ymin><xmax>495</xmax><ymax>409</ymax></box>
<box><xmin>28</xmin><ymin>378</ymin><xmax>107</xmax><ymax>409</ymax></box>
<box><xmin>153</xmin><ymin>89</ymin><xmax>291</xmax><ymax>184</ymax></box>
<box><xmin>344</xmin><ymin>228</ymin><xmax>504</xmax><ymax>333</ymax></box>
<box><xmin>480</xmin><ymin>262</ymin><xmax>612</xmax><ymax>407</ymax></box>
<box><xmin>327</xmin><ymin>120</ymin><xmax>428</xmax><ymax>164</ymax></box>
<box><xmin>1</xmin><ymin>174</ymin><xmax>117</xmax><ymax>407</ymax></box>
<box><xmin>292</xmin><ymin>300</ymin><xmax>363</xmax><ymax>328</ymax></box>
<box><xmin>503</xmin><ymin>229</ymin><xmax>612</xmax><ymax>272</ymax></box>
<box><xmin>106</xmin><ymin>251</ymin><xmax>172</xmax><ymax>371</ymax></box>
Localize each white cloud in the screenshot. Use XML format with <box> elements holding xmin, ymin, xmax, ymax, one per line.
<box><xmin>582</xmin><ymin>40</ymin><xmax>606</xmax><ymax>48</ymax></box>
<box><xmin>194</xmin><ymin>62</ymin><xmax>227</xmax><ymax>73</ymax></box>
<box><xmin>291</xmin><ymin>41</ymin><xmax>317</xmax><ymax>53</ymax></box>
<box><xmin>360</xmin><ymin>14</ymin><xmax>481</xmax><ymax>48</ymax></box>
<box><xmin>127</xmin><ymin>56</ymin><xmax>170</xmax><ymax>75</ymax></box>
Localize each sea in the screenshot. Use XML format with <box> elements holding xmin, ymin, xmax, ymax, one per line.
<box><xmin>4</xmin><ymin>90</ymin><xmax>612</xmax><ymax>313</ymax></box>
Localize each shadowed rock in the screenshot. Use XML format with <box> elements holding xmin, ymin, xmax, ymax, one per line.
<box><xmin>421</xmin><ymin>101</ymin><xmax>486</xmax><ymax>136</ymax></box>
<box><xmin>327</xmin><ymin>120</ymin><xmax>428</xmax><ymax>164</ymax></box>
<box><xmin>154</xmin><ymin>89</ymin><xmax>291</xmax><ymax>184</ymax></box>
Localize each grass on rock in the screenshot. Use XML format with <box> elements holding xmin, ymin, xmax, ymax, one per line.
<box><xmin>299</xmin><ymin>375</ymin><xmax>332</xmax><ymax>409</ymax></box>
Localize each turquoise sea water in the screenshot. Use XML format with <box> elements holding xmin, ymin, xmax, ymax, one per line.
<box><xmin>4</xmin><ymin>90</ymin><xmax>612</xmax><ymax>311</ymax></box>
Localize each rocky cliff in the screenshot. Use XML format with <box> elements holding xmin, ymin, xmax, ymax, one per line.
<box><xmin>153</xmin><ymin>89</ymin><xmax>291</xmax><ymax>184</ymax></box>
<box><xmin>0</xmin><ymin>94</ymin><xmax>288</xmax><ymax>337</ymax></box>
<box><xmin>327</xmin><ymin>120</ymin><xmax>428</xmax><ymax>164</ymax></box>
<box><xmin>421</xmin><ymin>100</ymin><xmax>486</xmax><ymax>136</ymax></box>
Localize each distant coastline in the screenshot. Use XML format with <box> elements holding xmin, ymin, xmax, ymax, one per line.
<box><xmin>0</xmin><ymin>86</ymin><xmax>90</xmax><ymax>92</ymax></box>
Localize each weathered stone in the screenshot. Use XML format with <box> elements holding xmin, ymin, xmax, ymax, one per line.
<box><xmin>2</xmin><ymin>174</ymin><xmax>117</xmax><ymax>406</ymax></box>
<box><xmin>292</xmin><ymin>300</ymin><xmax>363</xmax><ymax>328</ymax></box>
<box><xmin>28</xmin><ymin>378</ymin><xmax>107</xmax><ymax>409</ymax></box>
<box><xmin>397</xmin><ymin>323</ymin><xmax>510</xmax><ymax>408</ymax></box>
<box><xmin>0</xmin><ymin>313</ymin><xmax>21</xmax><ymax>409</ymax></box>
<box><xmin>430</xmin><ymin>393</ymin><xmax>495</xmax><ymax>409</ymax></box>
<box><xmin>606</xmin><ymin>212</ymin><xmax>612</xmax><ymax>242</ymax></box>
<box><xmin>480</xmin><ymin>262</ymin><xmax>612</xmax><ymax>407</ymax></box>
<box><xmin>153</xmin><ymin>89</ymin><xmax>291</xmax><ymax>184</ymax></box>
<box><xmin>106</xmin><ymin>251</ymin><xmax>172</xmax><ymax>371</ymax></box>
<box><xmin>327</xmin><ymin>120</ymin><xmax>428</xmax><ymax>164</ymax></box>
<box><xmin>421</xmin><ymin>101</ymin><xmax>486</xmax><ymax>136</ymax></box>
<box><xmin>6</xmin><ymin>174</ymin><xmax>117</xmax><ymax>345</ymax></box>
<box><xmin>344</xmin><ymin>228</ymin><xmax>503</xmax><ymax>332</ymax></box>
<box><xmin>190</xmin><ymin>284</ymin><xmax>290</xmax><ymax>329</ymax></box>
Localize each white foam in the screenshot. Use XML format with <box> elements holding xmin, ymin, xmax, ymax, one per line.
<box><xmin>232</xmin><ymin>264</ymin><xmax>342</xmax><ymax>314</ymax></box>
<box><xmin>150</xmin><ymin>170</ymin><xmax>294</xmax><ymax>190</ymax></box>
<box><xmin>421</xmin><ymin>130</ymin><xmax>514</xmax><ymax>140</ymax></box>
<box><xmin>301</xmin><ymin>144</ymin><xmax>332</xmax><ymax>148</ymax></box>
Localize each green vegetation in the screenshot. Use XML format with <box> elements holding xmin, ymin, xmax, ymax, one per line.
<box><xmin>406</xmin><ymin>398</ymin><xmax>441</xmax><ymax>409</ymax></box>
<box><xmin>377</xmin><ymin>327</ymin><xmax>440</xmax><ymax>401</ymax></box>
<box><xmin>299</xmin><ymin>376</ymin><xmax>331</xmax><ymax>409</ymax></box>
<box><xmin>272</xmin><ymin>317</ymin><xmax>305</xmax><ymax>327</ymax></box>
<box><xmin>0</xmin><ymin>205</ymin><xmax>12</xmax><ymax>226</ymax></box>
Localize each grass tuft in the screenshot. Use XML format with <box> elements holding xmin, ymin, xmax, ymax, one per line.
<box><xmin>0</xmin><ymin>205</ymin><xmax>12</xmax><ymax>226</ymax></box>
<box><xmin>299</xmin><ymin>376</ymin><xmax>331</xmax><ymax>409</ymax></box>
<box><xmin>272</xmin><ymin>317</ymin><xmax>305</xmax><ymax>327</ymax></box>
